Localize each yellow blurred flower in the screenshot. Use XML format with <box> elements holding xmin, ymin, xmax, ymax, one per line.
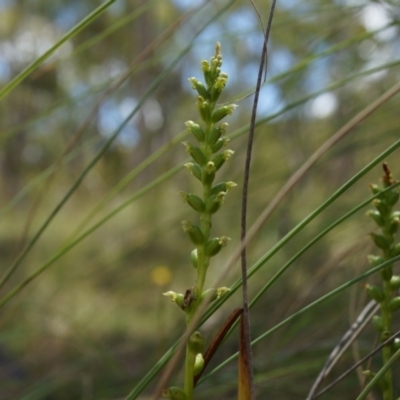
<box><xmin>151</xmin><ymin>265</ymin><xmax>172</xmax><ymax>287</ymax></box>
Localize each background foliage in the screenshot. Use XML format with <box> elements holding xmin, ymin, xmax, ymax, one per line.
<box><xmin>0</xmin><ymin>0</ymin><xmax>399</xmax><ymax>398</ymax></box>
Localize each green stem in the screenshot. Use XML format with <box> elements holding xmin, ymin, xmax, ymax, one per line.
<box><xmin>197</xmin><ymin>211</ymin><xmax>211</xmax><ymax>293</ymax></box>
<box><xmin>184</xmin><ymin>344</ymin><xmax>196</xmax><ymax>400</ymax></box>
<box><xmin>381</xmin><ymin>277</ymin><xmax>394</xmax><ymax>400</ymax></box>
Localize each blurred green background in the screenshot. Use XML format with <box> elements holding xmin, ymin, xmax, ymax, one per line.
<box><xmin>0</xmin><ymin>0</ymin><xmax>399</xmax><ymax>398</ymax></box>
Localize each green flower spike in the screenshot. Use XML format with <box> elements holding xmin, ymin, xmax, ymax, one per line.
<box><xmin>365</xmin><ymin>163</ymin><xmax>400</xmax><ymax>399</ymax></box>
<box><xmin>168</xmin><ymin>43</ymin><xmax>236</xmax><ymax>400</ymax></box>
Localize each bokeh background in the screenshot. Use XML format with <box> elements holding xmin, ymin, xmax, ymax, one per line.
<box><xmin>0</xmin><ymin>0</ymin><xmax>400</xmax><ymax>398</ymax></box>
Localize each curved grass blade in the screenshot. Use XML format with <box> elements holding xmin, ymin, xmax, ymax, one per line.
<box><xmin>72</xmin><ymin>0</ymin><xmax>155</xmax><ymax>57</ymax></box>
<box><xmin>0</xmin><ymin>0</ymin><xmax>237</xmax><ymax>306</ymax></box>
<box><xmin>201</xmin><ymin>138</ymin><xmax>400</xmax><ymax>328</ymax></box>
<box><xmin>198</xmin><ymin>183</ymin><xmax>400</xmax><ymax>381</ymax></box>
<box><xmin>67</xmin><ymin>129</ymin><xmax>189</xmax><ymax>239</ymax></box>
<box><xmin>3</xmin><ymin>69</ymin><xmax>397</xmax><ymax>298</ymax></box>
<box><xmin>3</xmin><ymin>56</ymin><xmax>396</xmax><ymax>222</ymax></box>
<box><xmin>0</xmin><ymin>164</ymin><xmax>182</xmax><ymax>310</ymax></box>
<box><xmin>0</xmin><ymin>137</ymin><xmax>99</xmax><ymax>219</ymax></box>
<box><xmin>0</xmin><ymin>0</ymin><xmax>116</xmax><ymax>101</ymax></box>
<box><xmin>0</xmin><ymin>20</ymin><xmax>196</xmax><ymax>291</ymax></box>
<box><xmin>20</xmin><ymin>6</ymin><xmax>198</xmax><ymax>244</ymax></box>
<box><xmin>248</xmin><ymin>180</ymin><xmax>400</xmax><ymax>310</ymax></box>
<box><xmin>125</xmin><ymin>145</ymin><xmax>400</xmax><ymax>400</ymax></box>
<box><xmin>314</xmin><ymin>329</ymin><xmax>400</xmax><ymax>399</ymax></box>
<box><xmin>355</xmin><ymin>348</ymin><xmax>400</xmax><ymax>400</ymax></box>
<box><xmin>199</xmin><ymin>255</ymin><xmax>400</xmax><ymax>384</ymax></box>
<box><xmin>231</xmin><ymin>22</ymin><xmax>399</xmax><ymax>104</ymax></box>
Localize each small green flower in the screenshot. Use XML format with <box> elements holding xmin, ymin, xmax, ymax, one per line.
<box><xmin>369</xmin><ymin>183</ymin><xmax>381</xmax><ymax>195</ymax></box>
<box><xmin>212</xmin><ymin>149</ymin><xmax>234</xmax><ymax>170</ymax></box>
<box><xmin>201</xmin><ymin>286</ymin><xmax>231</xmax><ymax>302</ymax></box>
<box><xmin>367</xmin><ymin>254</ymin><xmax>385</xmax><ymax>267</ymax></box>
<box><xmin>216</xmin><ymin>286</ymin><xmax>231</xmax><ymax>299</ymax></box>
<box><xmin>386</xmin><ymin>190</ymin><xmax>399</xmax><ymax>207</ymax></box>
<box><xmin>369</xmin><ymin>232</ymin><xmax>391</xmax><ymax>251</ymax></box>
<box><xmin>182</xmin><ymin>220</ymin><xmax>205</xmax><ymax>245</ymax></box>
<box><xmin>185</xmin><ymin>121</ymin><xmax>205</xmax><ymax>142</ymax></box>
<box><xmin>210</xmin><ymin>73</ymin><xmax>228</xmax><ymax>101</ymax></box>
<box><xmin>207</xmin><ymin>123</ymin><xmax>228</xmax><ymax>145</ymax></box>
<box><xmin>184</xmin><ymin>163</ymin><xmax>202</xmax><ymax>181</ymax></box>
<box><xmin>389</xmin><ymin>297</ymin><xmax>400</xmax><ymax>312</ymax></box>
<box><xmin>205</xmin><ymin>191</ymin><xmax>226</xmax><ymax>214</ymax></box>
<box><xmin>196</xmin><ymin>96</ymin><xmax>211</xmax><ymax>122</ymax></box>
<box><xmin>193</xmin><ymin>353</ymin><xmax>204</xmax><ymax>375</ymax></box>
<box><xmin>190</xmin><ymin>249</ymin><xmax>198</xmax><ymax>269</ymax></box>
<box><xmin>211</xmin><ymin>181</ymin><xmax>237</xmax><ymax>195</ymax></box>
<box><xmin>365</xmin><ymin>284</ymin><xmax>385</xmax><ymax>302</ymax></box>
<box><xmin>211</xmin><ymin>137</ymin><xmax>230</xmax><ymax>153</ymax></box>
<box><xmin>372</xmin><ymin>315</ymin><xmax>384</xmax><ymax>332</ymax></box>
<box><xmin>188</xmin><ymin>331</ymin><xmax>204</xmax><ymax>354</ymax></box>
<box><xmin>366</xmin><ymin>210</ymin><xmax>385</xmax><ymax>227</ymax></box>
<box><xmin>211</xmin><ymin>104</ymin><xmax>238</xmax><ymax>123</ymax></box>
<box><xmin>163</xmin><ymin>291</ymin><xmax>184</xmax><ymax>309</ymax></box>
<box><xmin>390</xmin><ymin>243</ymin><xmax>400</xmax><ymax>257</ymax></box>
<box><xmin>202</xmin><ymin>161</ymin><xmax>216</xmax><ymax>185</ymax></box>
<box><xmin>204</xmin><ymin>236</ymin><xmax>230</xmax><ymax>256</ymax></box>
<box><xmin>179</xmin><ymin>192</ymin><xmax>205</xmax><ymax>213</ymax></box>
<box><xmin>182</xmin><ymin>142</ymin><xmax>207</xmax><ymax>166</ymax></box>
<box><xmin>372</xmin><ymin>199</ymin><xmax>390</xmax><ymax>218</ymax></box>
<box><xmin>188</xmin><ymin>77</ymin><xmax>209</xmax><ymax>99</ymax></box>
<box><xmin>390</xmin><ymin>275</ymin><xmax>400</xmax><ymax>291</ymax></box>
